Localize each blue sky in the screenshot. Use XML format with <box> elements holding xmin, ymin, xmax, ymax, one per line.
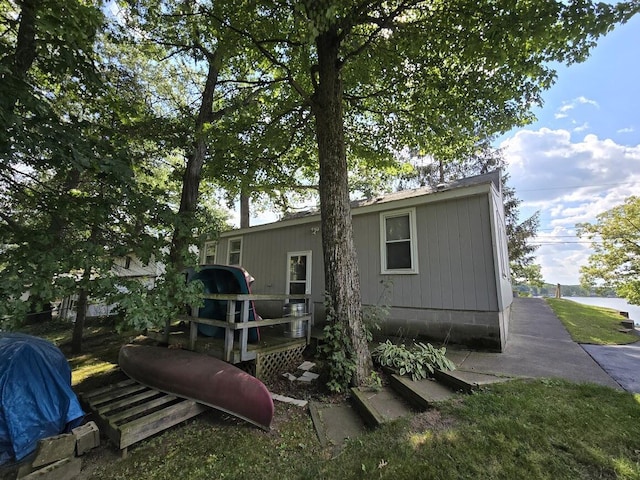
<box><xmin>500</xmin><ymin>14</ymin><xmax>640</xmax><ymax>285</ymax></box>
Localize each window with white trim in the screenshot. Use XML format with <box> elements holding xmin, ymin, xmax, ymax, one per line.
<box><xmin>286</xmin><ymin>251</ymin><xmax>312</xmax><ymax>301</ymax></box>
<box><xmin>495</xmin><ymin>209</ymin><xmax>509</xmax><ymax>280</ymax></box>
<box><xmin>227</xmin><ymin>237</ymin><xmax>242</xmax><ymax>265</ymax></box>
<box><xmin>202</xmin><ymin>241</ymin><xmax>217</xmax><ymax>264</ymax></box>
<box><xmin>380</xmin><ymin>208</ymin><xmax>418</xmax><ymax>274</ymax></box>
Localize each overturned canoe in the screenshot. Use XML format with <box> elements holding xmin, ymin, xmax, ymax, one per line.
<box><xmin>118</xmin><ymin>344</ymin><xmax>274</xmax><ymax>430</ymax></box>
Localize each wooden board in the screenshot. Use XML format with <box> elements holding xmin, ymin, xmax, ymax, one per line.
<box><xmin>79</xmin><ymin>377</ymin><xmax>207</xmax><ymax>457</ymax></box>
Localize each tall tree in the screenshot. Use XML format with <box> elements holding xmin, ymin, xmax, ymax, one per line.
<box><xmin>0</xmin><ymin>1</ymin><xmax>180</xmax><ymax>352</ymax></box>
<box><xmin>578</xmin><ymin>196</ymin><xmax>640</xmax><ymax>305</ymax></box>
<box><xmin>241</xmin><ymin>0</ymin><xmax>637</xmax><ymax>387</ymax></box>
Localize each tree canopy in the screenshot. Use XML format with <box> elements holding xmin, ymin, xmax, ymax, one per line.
<box><xmin>2</xmin><ymin>0</ymin><xmax>638</xmax><ymax>369</ymax></box>
<box><xmin>578</xmin><ymin>196</ymin><xmax>640</xmax><ymax>305</ymax></box>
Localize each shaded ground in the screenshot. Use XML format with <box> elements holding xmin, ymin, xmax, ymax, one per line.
<box><xmin>582</xmin><ymin>342</ymin><xmax>640</xmax><ymax>393</ymax></box>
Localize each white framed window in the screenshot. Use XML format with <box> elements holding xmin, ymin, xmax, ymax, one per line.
<box><xmin>202</xmin><ymin>241</ymin><xmax>217</xmax><ymax>264</ymax></box>
<box><xmin>227</xmin><ymin>237</ymin><xmax>242</xmax><ymax>265</ymax></box>
<box><xmin>286</xmin><ymin>251</ymin><xmax>312</xmax><ymax>300</ymax></box>
<box><xmin>380</xmin><ymin>208</ymin><xmax>419</xmax><ymax>274</ymax></box>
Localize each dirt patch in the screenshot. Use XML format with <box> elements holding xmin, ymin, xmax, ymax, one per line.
<box><xmin>408</xmin><ymin>408</ymin><xmax>458</xmax><ymax>433</ymax></box>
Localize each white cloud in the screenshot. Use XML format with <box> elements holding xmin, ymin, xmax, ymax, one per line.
<box><xmin>573</xmin><ymin>122</ymin><xmax>589</xmax><ymax>132</ymax></box>
<box><xmin>617</xmin><ymin>127</ymin><xmax>635</xmax><ymax>134</ymax></box>
<box><xmin>501</xmin><ymin>128</ymin><xmax>640</xmax><ymax>284</ymax></box>
<box><xmin>552</xmin><ymin>96</ymin><xmax>600</xmax><ymax>123</ymax></box>
<box><xmin>575</xmin><ymin>96</ymin><xmax>599</xmax><ymax>108</ymax></box>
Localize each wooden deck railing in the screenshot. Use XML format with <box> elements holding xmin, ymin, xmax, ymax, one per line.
<box><xmin>169</xmin><ymin>294</ymin><xmax>313</xmax><ymax>363</ymax></box>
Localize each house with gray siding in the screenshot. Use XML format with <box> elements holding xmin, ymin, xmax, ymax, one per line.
<box><xmin>204</xmin><ymin>170</ymin><xmax>513</xmax><ymax>351</ymax></box>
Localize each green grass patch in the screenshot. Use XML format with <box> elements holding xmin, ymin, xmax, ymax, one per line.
<box><xmin>15</xmin><ymin>318</ymin><xmax>640</xmax><ymax>479</ymax></box>
<box><xmin>17</xmin><ymin>317</ymin><xmax>139</xmax><ymax>387</ymax></box>
<box><xmin>546</xmin><ymin>298</ymin><xmax>638</xmax><ymax>345</ymax></box>
<box><xmin>85</xmin><ymin>380</ymin><xmax>640</xmax><ymax>480</ymax></box>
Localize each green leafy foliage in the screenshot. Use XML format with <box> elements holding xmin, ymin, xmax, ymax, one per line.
<box><xmin>318</xmin><ymin>297</ymin><xmax>357</xmax><ymax>393</ymax></box>
<box><xmin>113</xmin><ymin>265</ymin><xmax>204</xmax><ymax>333</ymax></box>
<box><xmin>372</xmin><ymin>340</ymin><xmax>455</xmax><ymax>381</ymax></box>
<box><xmin>578</xmin><ymin>196</ymin><xmax>640</xmax><ymax>305</ymax></box>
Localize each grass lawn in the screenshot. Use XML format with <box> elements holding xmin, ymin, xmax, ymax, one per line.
<box><xmin>15</xmin><ymin>308</ymin><xmax>640</xmax><ymax>479</ymax></box>
<box><xmin>546</xmin><ymin>298</ymin><xmax>638</xmax><ymax>345</ymax></box>
<box><xmin>84</xmin><ymin>380</ymin><xmax>640</xmax><ymax>480</ymax></box>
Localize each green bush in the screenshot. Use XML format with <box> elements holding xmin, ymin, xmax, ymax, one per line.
<box><xmin>372</xmin><ymin>340</ymin><xmax>455</xmax><ymax>381</ymax></box>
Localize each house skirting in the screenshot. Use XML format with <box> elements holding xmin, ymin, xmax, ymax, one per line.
<box><xmin>256</xmin><ymin>301</ymin><xmax>510</xmax><ymax>352</ymax></box>
<box><xmin>378</xmin><ymin>306</ymin><xmax>509</xmax><ymax>352</ymax></box>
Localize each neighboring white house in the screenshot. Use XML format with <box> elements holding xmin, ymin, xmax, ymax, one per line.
<box><xmin>204</xmin><ymin>170</ymin><xmax>513</xmax><ymax>351</ymax></box>
<box><xmin>112</xmin><ymin>254</ymin><xmax>164</xmax><ymax>288</ymax></box>
<box><xmin>59</xmin><ymin>254</ymin><xmax>165</xmax><ymax>320</ymax></box>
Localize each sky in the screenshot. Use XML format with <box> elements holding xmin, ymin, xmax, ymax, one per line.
<box><xmin>499</xmin><ymin>14</ymin><xmax>640</xmax><ymax>285</ymax></box>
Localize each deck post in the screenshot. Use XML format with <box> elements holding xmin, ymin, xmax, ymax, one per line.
<box><xmin>306</xmin><ymin>297</ymin><xmax>313</xmax><ymax>344</ymax></box>
<box><xmin>239</xmin><ymin>300</ymin><xmax>250</xmax><ymax>361</ymax></box>
<box><xmin>189</xmin><ymin>305</ymin><xmax>198</xmax><ymax>351</ymax></box>
<box><xmin>224</xmin><ymin>300</ymin><xmax>235</xmax><ymax>362</ymax></box>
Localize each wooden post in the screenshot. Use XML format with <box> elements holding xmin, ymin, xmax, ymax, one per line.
<box><xmin>189</xmin><ymin>305</ymin><xmax>198</xmax><ymax>351</ymax></box>
<box><xmin>239</xmin><ymin>300</ymin><xmax>250</xmax><ymax>361</ymax></box>
<box><xmin>224</xmin><ymin>300</ymin><xmax>235</xmax><ymax>362</ymax></box>
<box><xmin>555</xmin><ymin>284</ymin><xmax>561</xmax><ymax>299</ymax></box>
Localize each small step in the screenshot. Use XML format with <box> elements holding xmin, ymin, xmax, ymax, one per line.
<box><xmin>434</xmin><ymin>369</ymin><xmax>510</xmax><ymax>393</ymax></box>
<box><xmin>389</xmin><ymin>374</ymin><xmax>457</xmax><ymax>409</ymax></box>
<box><xmin>350</xmin><ymin>386</ymin><xmax>413</xmax><ymax>428</ymax></box>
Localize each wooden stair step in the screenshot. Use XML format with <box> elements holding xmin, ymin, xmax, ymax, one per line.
<box><xmin>389</xmin><ymin>374</ymin><xmax>457</xmax><ymax>409</ymax></box>
<box><xmin>350</xmin><ymin>386</ymin><xmax>413</xmax><ymax>428</ymax></box>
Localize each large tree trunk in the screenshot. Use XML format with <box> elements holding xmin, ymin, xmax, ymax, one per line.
<box><xmin>313</xmin><ymin>29</ymin><xmax>372</xmax><ymax>386</ymax></box>
<box><xmin>71</xmin><ymin>285</ymin><xmax>88</xmax><ymax>354</ymax></box>
<box><xmin>165</xmin><ymin>51</ymin><xmax>221</xmax><ymax>341</ymax></box>
<box><xmin>169</xmin><ymin>50</ymin><xmax>221</xmax><ymax>269</ymax></box>
<box><xmin>0</xmin><ymin>0</ymin><xmax>37</xmax><ymax>114</ymax></box>
<box><xmin>240</xmin><ymin>190</ymin><xmax>250</xmax><ymax>228</ymax></box>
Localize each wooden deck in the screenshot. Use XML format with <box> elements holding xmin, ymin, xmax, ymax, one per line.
<box><xmin>144</xmin><ymin>293</ymin><xmax>314</xmax><ymax>381</ymax></box>
<box><xmin>146</xmin><ymin>325</ymin><xmax>307</xmax><ymax>364</ymax></box>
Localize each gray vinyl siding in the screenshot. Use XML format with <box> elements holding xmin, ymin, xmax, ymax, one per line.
<box><xmin>217</xmin><ymin>222</ymin><xmax>325</xmax><ymax>316</ymax></box>
<box><xmin>213</xmin><ymin>172</ymin><xmax>510</xmax><ymax>350</ymax></box>
<box><xmin>218</xmin><ymin>193</ymin><xmax>498</xmax><ymax>314</ymax></box>
<box><xmin>353</xmin><ymin>193</ymin><xmax>497</xmax><ymax>312</ymax></box>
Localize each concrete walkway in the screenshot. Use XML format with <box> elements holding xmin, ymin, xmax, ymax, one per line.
<box><xmin>451</xmin><ymin>297</ymin><xmax>622</xmax><ymax>390</ymax></box>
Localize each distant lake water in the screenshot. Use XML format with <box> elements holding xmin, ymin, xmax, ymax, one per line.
<box><xmin>565</xmin><ymin>296</ymin><xmax>640</xmax><ymax>326</ymax></box>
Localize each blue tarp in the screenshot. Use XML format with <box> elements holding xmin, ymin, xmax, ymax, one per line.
<box><xmin>0</xmin><ymin>333</ymin><xmax>84</xmax><ymax>465</ymax></box>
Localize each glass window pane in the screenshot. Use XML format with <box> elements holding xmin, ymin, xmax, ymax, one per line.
<box><xmin>386</xmin><ymin>241</ymin><xmax>412</xmax><ymax>269</ymax></box>
<box><xmin>289</xmin><ymin>282</ymin><xmax>306</xmax><ymax>295</ymax></box>
<box><xmin>290</xmin><ymin>256</ymin><xmax>307</xmax><ymax>281</ymax></box>
<box><xmin>229</xmin><ymin>252</ymin><xmax>240</xmax><ymax>265</ymax></box>
<box><xmin>230</xmin><ymin>240</ymin><xmax>241</xmax><ymax>251</ymax></box>
<box><xmin>386</xmin><ymin>215</ymin><xmax>410</xmax><ymax>241</ymax></box>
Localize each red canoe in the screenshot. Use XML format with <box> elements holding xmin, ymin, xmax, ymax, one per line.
<box><xmin>118</xmin><ymin>344</ymin><xmax>274</xmax><ymax>430</ymax></box>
